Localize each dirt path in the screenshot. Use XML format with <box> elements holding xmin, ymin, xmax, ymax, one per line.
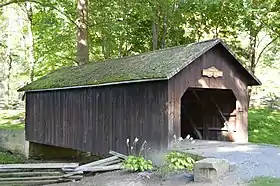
<box><xmin>50</xmin><ymin>141</ymin><xmax>280</xmax><ymax>186</ymax></box>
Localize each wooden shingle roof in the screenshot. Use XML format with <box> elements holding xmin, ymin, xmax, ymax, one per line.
<box><xmin>19</xmin><ymin>39</ymin><xmax>260</xmax><ymax>92</ymax></box>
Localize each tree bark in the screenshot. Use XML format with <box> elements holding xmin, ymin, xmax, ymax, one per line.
<box><xmin>77</xmin><ymin>0</ymin><xmax>89</xmax><ymax>65</ymax></box>
<box><xmin>161</xmin><ymin>14</ymin><xmax>167</xmax><ymax>49</ymax></box>
<box><xmin>152</xmin><ymin>20</ymin><xmax>158</xmax><ymax>50</ymax></box>
<box><xmin>6</xmin><ymin>55</ymin><xmax>13</xmax><ymax>102</ymax></box>
<box><xmin>247</xmin><ymin>32</ymin><xmax>257</xmax><ymax>107</ymax></box>
<box><xmin>24</xmin><ymin>2</ymin><xmax>36</xmax><ymax>82</ymax></box>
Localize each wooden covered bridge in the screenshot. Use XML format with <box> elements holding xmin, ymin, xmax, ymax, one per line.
<box><xmin>19</xmin><ymin>39</ymin><xmax>261</xmax><ymax>157</ymax></box>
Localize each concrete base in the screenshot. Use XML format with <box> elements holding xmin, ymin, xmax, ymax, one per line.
<box><xmin>194</xmin><ymin>158</ymin><xmax>230</xmax><ymax>182</ymax></box>
<box><xmin>0</xmin><ymin>129</ymin><xmax>29</xmax><ymax>158</ymax></box>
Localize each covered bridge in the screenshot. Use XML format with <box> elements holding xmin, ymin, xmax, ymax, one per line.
<box><xmin>19</xmin><ymin>39</ymin><xmax>261</xmax><ymax>156</ymax></box>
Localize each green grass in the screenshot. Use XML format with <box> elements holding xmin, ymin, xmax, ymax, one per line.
<box><xmin>0</xmin><ymin>110</ymin><xmax>25</xmax><ymax>129</ymax></box>
<box><xmin>249</xmin><ymin>176</ymin><xmax>280</xmax><ymax>186</ymax></box>
<box><xmin>0</xmin><ymin>151</ymin><xmax>26</xmax><ymax>164</ymax></box>
<box><xmin>248</xmin><ymin>108</ymin><xmax>280</xmax><ymax>145</ymax></box>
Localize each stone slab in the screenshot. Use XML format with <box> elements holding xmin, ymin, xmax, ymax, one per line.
<box><xmin>194</xmin><ymin>158</ymin><xmax>230</xmax><ymax>182</ymax></box>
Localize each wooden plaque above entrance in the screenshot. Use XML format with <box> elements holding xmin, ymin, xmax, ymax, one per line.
<box><xmin>202</xmin><ymin>66</ymin><xmax>223</xmax><ymax>78</ymax></box>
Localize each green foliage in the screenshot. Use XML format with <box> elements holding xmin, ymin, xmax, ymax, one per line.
<box><xmin>122</xmin><ymin>137</ymin><xmax>153</xmax><ymax>172</ymax></box>
<box><xmin>122</xmin><ymin>155</ymin><xmax>153</xmax><ymax>172</ymax></box>
<box><xmin>0</xmin><ymin>0</ymin><xmax>279</xmax><ymax>111</ymax></box>
<box><xmin>248</xmin><ymin>108</ymin><xmax>280</xmax><ymax>145</ymax></box>
<box><xmin>0</xmin><ymin>151</ymin><xmax>26</xmax><ymax>164</ymax></box>
<box><xmin>249</xmin><ymin>176</ymin><xmax>280</xmax><ymax>186</ymax></box>
<box><xmin>163</xmin><ymin>151</ymin><xmax>195</xmax><ymax>172</ymax></box>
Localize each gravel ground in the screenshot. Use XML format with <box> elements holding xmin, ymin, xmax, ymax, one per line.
<box><xmin>49</xmin><ymin>141</ymin><xmax>280</xmax><ymax>186</ymax></box>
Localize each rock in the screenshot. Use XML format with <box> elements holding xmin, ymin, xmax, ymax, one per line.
<box><xmin>229</xmin><ymin>163</ymin><xmax>237</xmax><ymax>172</ymax></box>
<box><xmin>184</xmin><ymin>172</ymin><xmax>194</xmax><ymax>182</ymax></box>
<box><xmin>194</xmin><ymin>158</ymin><xmax>230</xmax><ymax>182</ymax></box>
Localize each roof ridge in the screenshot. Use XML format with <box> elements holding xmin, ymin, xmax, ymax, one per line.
<box><xmin>21</xmin><ymin>38</ymin><xmax>241</xmax><ymax>91</ymax></box>
<box><xmin>84</xmin><ymin>38</ymin><xmax>220</xmax><ymax>66</ymax></box>
<box><xmin>166</xmin><ymin>39</ymin><xmax>221</xmax><ymax>79</ymax></box>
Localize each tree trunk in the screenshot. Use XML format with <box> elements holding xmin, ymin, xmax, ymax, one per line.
<box><xmin>152</xmin><ymin>20</ymin><xmax>158</xmax><ymax>50</ymax></box>
<box><xmin>161</xmin><ymin>14</ymin><xmax>167</xmax><ymax>49</ymax></box>
<box><xmin>24</xmin><ymin>2</ymin><xmax>36</xmax><ymax>82</ymax></box>
<box><xmin>247</xmin><ymin>33</ymin><xmax>257</xmax><ymax>107</ymax></box>
<box><xmin>6</xmin><ymin>55</ymin><xmax>13</xmax><ymax>103</ymax></box>
<box><xmin>77</xmin><ymin>0</ymin><xmax>89</xmax><ymax>65</ymax></box>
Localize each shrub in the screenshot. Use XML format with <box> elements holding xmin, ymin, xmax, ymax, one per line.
<box><xmin>122</xmin><ymin>155</ymin><xmax>153</xmax><ymax>172</ymax></box>
<box><xmin>164</xmin><ymin>151</ymin><xmax>195</xmax><ymax>172</ymax></box>
<box><xmin>122</xmin><ymin>137</ymin><xmax>154</xmax><ymax>172</ymax></box>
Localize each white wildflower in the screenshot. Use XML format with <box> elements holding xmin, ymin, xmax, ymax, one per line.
<box><xmin>186</xmin><ymin>134</ymin><xmax>190</xmax><ymax>139</ymax></box>
<box><xmin>134</xmin><ymin>137</ymin><xmax>139</xmax><ymax>143</ymax></box>
<box><xmin>178</xmin><ymin>137</ymin><xmax>183</xmax><ymax>141</ymax></box>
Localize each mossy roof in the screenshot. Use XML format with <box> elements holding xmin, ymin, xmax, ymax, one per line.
<box><xmin>19</xmin><ymin>39</ymin><xmax>260</xmax><ymax>92</ymax></box>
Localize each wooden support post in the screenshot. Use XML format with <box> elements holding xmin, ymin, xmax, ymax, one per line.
<box><xmin>235</xmin><ymin>100</ymin><xmax>248</xmax><ymax>143</ymax></box>
<box><xmin>191</xmin><ymin>90</ymin><xmax>208</xmax><ymax>139</ymax></box>
<box><xmin>187</xmin><ymin>116</ymin><xmax>203</xmax><ymax>139</ymax></box>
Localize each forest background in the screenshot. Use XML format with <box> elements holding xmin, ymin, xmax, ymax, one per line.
<box><xmin>0</xmin><ymin>0</ymin><xmax>279</xmax><ymax>110</ymax></box>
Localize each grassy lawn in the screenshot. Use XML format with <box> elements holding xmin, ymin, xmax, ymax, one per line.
<box><xmin>0</xmin><ymin>150</ymin><xmax>26</xmax><ymax>164</ymax></box>
<box><xmin>249</xmin><ymin>176</ymin><xmax>280</xmax><ymax>186</ymax></box>
<box><xmin>0</xmin><ymin>110</ymin><xmax>25</xmax><ymax>129</ymax></box>
<box><xmin>248</xmin><ymin>108</ymin><xmax>280</xmax><ymax>145</ymax></box>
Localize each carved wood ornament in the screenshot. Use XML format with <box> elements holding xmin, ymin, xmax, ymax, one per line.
<box><xmin>202</xmin><ymin>66</ymin><xmax>223</xmax><ymax>78</ymax></box>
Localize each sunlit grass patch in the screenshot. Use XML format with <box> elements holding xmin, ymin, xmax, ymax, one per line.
<box><xmin>248</xmin><ymin>108</ymin><xmax>280</xmax><ymax>145</ymax></box>
<box><xmin>249</xmin><ymin>176</ymin><xmax>280</xmax><ymax>186</ymax></box>
<box><xmin>0</xmin><ymin>110</ymin><xmax>25</xmax><ymax>129</ymax></box>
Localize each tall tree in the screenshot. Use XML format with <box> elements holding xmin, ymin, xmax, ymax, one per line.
<box><xmin>77</xmin><ymin>0</ymin><xmax>89</xmax><ymax>65</ymax></box>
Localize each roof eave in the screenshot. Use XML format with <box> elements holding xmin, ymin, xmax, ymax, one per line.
<box><xmin>19</xmin><ymin>77</ymin><xmax>168</xmax><ymax>93</ymax></box>
<box><xmin>218</xmin><ymin>40</ymin><xmax>262</xmax><ymax>86</ymax></box>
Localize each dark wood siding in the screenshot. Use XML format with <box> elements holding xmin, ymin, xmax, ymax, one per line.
<box><xmin>25</xmin><ymin>81</ymin><xmax>169</xmax><ymax>156</ymax></box>
<box><xmin>167</xmin><ymin>44</ymin><xmax>249</xmax><ymax>144</ymax></box>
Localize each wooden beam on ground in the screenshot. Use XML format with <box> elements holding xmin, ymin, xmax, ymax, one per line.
<box><xmin>0</xmin><ymin>169</ymin><xmax>22</xmax><ymax>173</ymax></box>
<box><xmin>109</xmin><ymin>151</ymin><xmax>128</xmax><ymax>159</ymax></box>
<box><xmin>0</xmin><ymin>173</ymin><xmax>83</xmax><ymax>181</ymax></box>
<box><xmin>98</xmin><ymin>159</ymin><xmax>121</xmax><ymax>166</ymax></box>
<box><xmin>0</xmin><ymin>171</ymin><xmax>63</xmax><ymax>177</ymax></box>
<box><xmin>77</xmin><ymin>164</ymin><xmax>122</xmax><ymax>172</ymax></box>
<box><xmin>0</xmin><ymin>179</ymin><xmax>61</xmax><ymax>185</ymax></box>
<box><xmin>0</xmin><ymin>163</ymin><xmax>79</xmax><ymax>169</ymax></box>
<box><xmin>76</xmin><ymin>156</ymin><xmax>119</xmax><ymax>170</ymax></box>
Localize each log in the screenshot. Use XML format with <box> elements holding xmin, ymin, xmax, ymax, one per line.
<box><xmin>0</xmin><ymin>178</ymin><xmax>79</xmax><ymax>185</ymax></box>
<box><xmin>0</xmin><ymin>163</ymin><xmax>79</xmax><ymax>169</ymax></box>
<box><xmin>0</xmin><ymin>169</ymin><xmax>23</xmax><ymax>172</ymax></box>
<box><xmin>0</xmin><ymin>175</ymin><xmax>82</xmax><ymax>182</ymax></box>
<box><xmin>99</xmin><ymin>159</ymin><xmax>121</xmax><ymax>166</ymax></box>
<box><xmin>0</xmin><ymin>171</ymin><xmax>63</xmax><ymax>177</ymax></box>
<box><xmin>0</xmin><ymin>172</ymin><xmax>83</xmax><ymax>181</ymax></box>
<box><xmin>76</xmin><ymin>156</ymin><xmax>119</xmax><ymax>170</ymax></box>
<box><xmin>77</xmin><ymin>164</ymin><xmax>122</xmax><ymax>172</ymax></box>
<box><xmin>109</xmin><ymin>151</ymin><xmax>127</xmax><ymax>159</ymax></box>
